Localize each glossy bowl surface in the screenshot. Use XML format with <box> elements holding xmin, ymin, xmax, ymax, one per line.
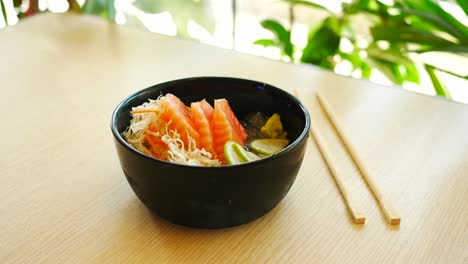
<box><xmin>111</xmin><ymin>77</ymin><xmax>310</xmax><ymax>228</ymax></box>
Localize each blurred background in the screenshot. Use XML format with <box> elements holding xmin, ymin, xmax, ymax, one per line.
<box><xmin>1</xmin><ymin>0</ymin><xmax>467</xmax><ymax>103</ymax></box>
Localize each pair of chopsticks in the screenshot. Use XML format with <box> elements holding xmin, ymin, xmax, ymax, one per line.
<box><xmin>312</xmin><ymin>92</ymin><xmax>400</xmax><ymax>225</ymax></box>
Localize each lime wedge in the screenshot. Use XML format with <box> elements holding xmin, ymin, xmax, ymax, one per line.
<box><xmin>224</xmin><ymin>141</ymin><xmax>247</xmax><ymax>165</ymax></box>
<box><xmin>249</xmin><ymin>139</ymin><xmax>289</xmax><ymax>156</ymax></box>
<box><xmin>233</xmin><ymin>143</ymin><xmax>260</xmax><ymax>162</ymax></box>
<box><xmin>224</xmin><ymin>141</ymin><xmax>261</xmax><ymax>165</ymax></box>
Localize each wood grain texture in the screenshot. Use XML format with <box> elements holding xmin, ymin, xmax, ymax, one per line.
<box><xmin>1</xmin><ymin>13</ymin><xmax>467</xmax><ymax>263</ymax></box>
<box><xmin>307</xmin><ymin>100</ymin><xmax>366</xmax><ymax>225</ymax></box>
<box><xmin>317</xmin><ymin>92</ymin><xmax>400</xmax><ymax>225</ymax></box>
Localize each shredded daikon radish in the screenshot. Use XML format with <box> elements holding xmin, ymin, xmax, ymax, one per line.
<box><xmin>124</xmin><ymin>99</ymin><xmax>162</xmax><ymax>157</ymax></box>
<box><xmin>161</xmin><ymin>128</ymin><xmax>220</xmax><ymax>166</ymax></box>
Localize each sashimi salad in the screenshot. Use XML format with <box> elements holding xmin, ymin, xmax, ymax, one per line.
<box><xmin>124</xmin><ymin>93</ymin><xmax>289</xmax><ymax>166</ymax></box>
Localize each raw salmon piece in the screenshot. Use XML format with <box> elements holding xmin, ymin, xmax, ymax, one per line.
<box><xmin>159</xmin><ymin>94</ymin><xmax>200</xmax><ymax>146</ymax></box>
<box><xmin>191</xmin><ymin>100</ymin><xmax>216</xmax><ymax>157</ymax></box>
<box><xmin>212</xmin><ymin>99</ymin><xmax>247</xmax><ymax>161</ymax></box>
<box><xmin>200</xmin><ymin>99</ymin><xmax>214</xmax><ymax>121</ymax></box>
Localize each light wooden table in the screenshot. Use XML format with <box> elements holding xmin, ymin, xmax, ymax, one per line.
<box><xmin>1</xmin><ymin>13</ymin><xmax>467</xmax><ymax>263</ymax></box>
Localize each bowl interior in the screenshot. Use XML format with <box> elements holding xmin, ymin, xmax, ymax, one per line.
<box><xmin>113</xmin><ymin>77</ymin><xmax>309</xmax><ymax>152</ymax></box>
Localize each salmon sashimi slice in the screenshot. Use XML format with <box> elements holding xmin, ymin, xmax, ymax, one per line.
<box><xmin>159</xmin><ymin>93</ymin><xmax>200</xmax><ymax>146</ymax></box>
<box><xmin>200</xmin><ymin>99</ymin><xmax>214</xmax><ymax>121</ymax></box>
<box><xmin>191</xmin><ymin>100</ymin><xmax>217</xmax><ymax>157</ymax></box>
<box><xmin>212</xmin><ymin>99</ymin><xmax>248</xmax><ymax>161</ymax></box>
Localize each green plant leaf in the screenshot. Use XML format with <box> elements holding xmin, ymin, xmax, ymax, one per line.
<box><xmin>397</xmin><ymin>0</ymin><xmax>427</xmax><ymax>11</ymax></box>
<box><xmin>371</xmin><ymin>25</ymin><xmax>456</xmax><ymax>46</ymax></box>
<box><xmin>1</xmin><ymin>0</ymin><xmax>7</xmax><ymax>25</ymax></box>
<box><xmin>339</xmin><ymin>50</ymin><xmax>373</xmax><ymax>78</ymax></box>
<box><xmin>367</xmin><ymin>42</ymin><xmax>420</xmax><ymax>84</ymax></box>
<box><xmin>13</xmin><ymin>0</ymin><xmax>21</xmax><ymax>8</ymax></box>
<box><xmin>423</xmin><ymin>63</ymin><xmax>468</xmax><ymax>80</ymax></box>
<box><xmin>342</xmin><ymin>0</ymin><xmax>380</xmax><ymax>15</ymax></box>
<box><xmin>422</xmin><ymin>0</ymin><xmax>468</xmax><ymax>40</ymax></box>
<box><xmin>368</xmin><ymin>57</ymin><xmax>404</xmax><ymax>85</ymax></box>
<box><xmin>106</xmin><ymin>0</ymin><xmax>115</xmax><ymax>21</ymax></box>
<box><xmin>398</xmin><ymin>7</ymin><xmax>465</xmax><ymax>40</ymax></box>
<box><xmin>261</xmin><ymin>19</ymin><xmax>289</xmax><ymax>41</ymax></box>
<box><xmin>301</xmin><ymin>17</ymin><xmax>341</xmax><ymax>65</ymax></box>
<box><xmin>367</xmin><ymin>45</ymin><xmax>413</xmax><ymax>65</ymax></box>
<box><xmin>404</xmin><ymin>63</ymin><xmax>420</xmax><ymax>84</ymax></box>
<box><xmin>83</xmin><ymin>0</ymin><xmax>106</xmax><ymax>15</ymax></box>
<box><xmin>424</xmin><ymin>64</ymin><xmax>451</xmax><ymax>98</ymax></box>
<box><xmin>319</xmin><ymin>58</ymin><xmax>336</xmax><ymax>70</ymax></box>
<box><xmin>282</xmin><ymin>0</ymin><xmax>331</xmax><ymax>12</ymax></box>
<box><xmin>413</xmin><ymin>44</ymin><xmax>468</xmax><ymax>54</ymax></box>
<box><xmin>67</xmin><ymin>0</ymin><xmax>82</xmax><ymax>12</ymax></box>
<box><xmin>260</xmin><ymin>19</ymin><xmax>293</xmax><ymax>57</ymax></box>
<box><xmin>456</xmin><ymin>0</ymin><xmax>468</xmax><ymax>17</ymax></box>
<box><xmin>339</xmin><ymin>51</ymin><xmax>361</xmax><ymax>69</ymax></box>
<box><xmin>393</xmin><ymin>64</ymin><xmax>406</xmax><ymax>84</ymax></box>
<box><xmin>340</xmin><ymin>17</ymin><xmax>357</xmax><ymax>41</ymax></box>
<box><xmin>253</xmin><ymin>39</ymin><xmax>278</xmax><ymax>47</ymax></box>
<box><xmin>361</xmin><ymin>62</ymin><xmax>372</xmax><ymax>78</ymax></box>
<box><xmin>82</xmin><ymin>0</ymin><xmax>115</xmax><ymax>20</ymax></box>
<box><xmin>403</xmin><ymin>15</ymin><xmax>439</xmax><ymax>34</ymax></box>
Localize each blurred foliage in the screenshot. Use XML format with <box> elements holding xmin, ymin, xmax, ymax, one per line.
<box><xmin>0</xmin><ymin>0</ymin><xmax>215</xmax><ymax>39</ymax></box>
<box><xmin>255</xmin><ymin>0</ymin><xmax>468</xmax><ymax>98</ymax></box>
<box><xmin>2</xmin><ymin>0</ymin><xmax>467</xmax><ymax>98</ymax></box>
<box><xmin>0</xmin><ymin>0</ymin><xmax>98</xmax><ymax>22</ymax></box>
<box><xmin>132</xmin><ymin>0</ymin><xmax>215</xmax><ymax>37</ymax></box>
<box><xmin>83</xmin><ymin>0</ymin><xmax>114</xmax><ymax>20</ymax></box>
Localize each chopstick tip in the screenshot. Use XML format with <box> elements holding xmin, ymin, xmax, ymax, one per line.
<box><xmin>389</xmin><ymin>218</ymin><xmax>401</xmax><ymax>225</ymax></box>
<box><xmin>354</xmin><ymin>217</ymin><xmax>366</xmax><ymax>225</ymax></box>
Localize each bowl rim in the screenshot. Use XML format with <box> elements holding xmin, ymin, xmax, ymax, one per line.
<box><xmin>111</xmin><ymin>76</ymin><xmax>311</xmax><ymax>170</ymax></box>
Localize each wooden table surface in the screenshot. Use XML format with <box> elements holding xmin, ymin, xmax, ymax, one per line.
<box><xmin>1</xmin><ymin>13</ymin><xmax>467</xmax><ymax>263</ymax></box>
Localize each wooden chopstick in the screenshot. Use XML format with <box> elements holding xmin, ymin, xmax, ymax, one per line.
<box><xmin>316</xmin><ymin>92</ymin><xmax>401</xmax><ymax>225</ymax></box>
<box><xmin>309</xmin><ymin>117</ymin><xmax>366</xmax><ymax>224</ymax></box>
<box><xmin>292</xmin><ymin>87</ymin><xmax>365</xmax><ymax>224</ymax></box>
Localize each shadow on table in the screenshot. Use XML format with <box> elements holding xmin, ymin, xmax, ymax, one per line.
<box><xmin>135</xmin><ymin>194</ymin><xmax>289</xmax><ymax>232</ymax></box>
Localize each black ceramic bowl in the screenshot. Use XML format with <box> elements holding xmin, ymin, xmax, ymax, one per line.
<box><xmin>111</xmin><ymin>77</ymin><xmax>310</xmax><ymax>228</ymax></box>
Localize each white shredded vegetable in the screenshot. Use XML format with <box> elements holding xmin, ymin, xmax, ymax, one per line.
<box><xmin>124</xmin><ymin>96</ymin><xmax>221</xmax><ymax>166</ymax></box>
